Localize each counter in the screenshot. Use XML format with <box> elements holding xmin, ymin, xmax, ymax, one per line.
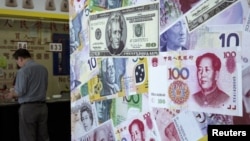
<box><xmin>0</xmin><ymin>98</ymin><xmax>71</xmax><ymax>141</ymax></box>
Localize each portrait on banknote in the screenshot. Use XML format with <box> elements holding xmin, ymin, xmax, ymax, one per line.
<box><xmin>165</xmin><ymin>122</ymin><xmax>181</xmax><ymax>141</ymax></box>
<box><xmin>115</xmin><ymin>111</ymin><xmax>161</xmax><ymax>141</ymax></box>
<box><xmin>160</xmin><ymin>18</ymin><xmax>189</xmax><ymax>52</ymax></box>
<box><xmin>95</xmin><ymin>99</ymin><xmax>112</xmax><ymax>124</ymax></box>
<box><xmin>152</xmin><ymin>108</ymin><xmax>180</xmax><ymax>141</ymax></box>
<box><xmin>69</xmin><ymin>10</ymin><xmax>83</xmax><ymax>54</ymax></box>
<box><xmin>79</xmin><ymin>120</ymin><xmax>116</xmax><ymax>141</ymax></box>
<box><xmin>71</xmin><ymin>97</ymin><xmax>98</xmax><ymax>140</ymax></box>
<box><xmin>88</xmin><ymin>57</ymin><xmax>148</xmax><ymax>102</ymax></box>
<box><xmin>101</xmin><ymin>58</ymin><xmax>126</xmax><ymax>96</ymax></box>
<box><xmin>93</xmin><ymin>121</ymin><xmax>115</xmax><ymax>141</ymax></box>
<box><xmin>128</xmin><ymin>119</ymin><xmax>145</xmax><ymax>141</ymax></box>
<box><xmin>89</xmin><ymin>2</ymin><xmax>159</xmax><ymax>56</ymax></box>
<box><xmin>106</xmin><ymin>12</ymin><xmax>127</xmax><ymax>55</ymax></box>
<box><xmin>149</xmin><ymin>48</ymin><xmax>242</xmax><ymax>116</ymax></box>
<box><xmin>71</xmin><ymin>109</ymin><xmax>83</xmax><ymax>140</ymax></box>
<box><xmin>80</xmin><ymin>102</ymin><xmax>95</xmax><ymax>132</ymax></box>
<box><xmin>134</xmin><ymin>23</ymin><xmax>144</xmax><ymax>37</ymax></box>
<box><xmin>192</xmin><ymin>52</ymin><xmax>230</xmax><ymax>108</ymax></box>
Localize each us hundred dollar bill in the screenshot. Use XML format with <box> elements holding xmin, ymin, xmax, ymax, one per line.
<box><xmin>185</xmin><ymin>0</ymin><xmax>239</xmax><ymax>32</ymax></box>
<box><xmin>148</xmin><ymin>47</ymin><xmax>242</xmax><ymax>116</ymax></box>
<box><xmin>89</xmin><ymin>2</ymin><xmax>159</xmax><ymax>56</ymax></box>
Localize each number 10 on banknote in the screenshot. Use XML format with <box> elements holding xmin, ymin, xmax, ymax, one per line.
<box><xmin>149</xmin><ymin>47</ymin><xmax>242</xmax><ymax>116</ymax></box>
<box><xmin>89</xmin><ymin>1</ymin><xmax>159</xmax><ymax>57</ymax></box>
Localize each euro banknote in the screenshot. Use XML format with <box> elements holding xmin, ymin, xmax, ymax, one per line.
<box><xmin>149</xmin><ymin>47</ymin><xmax>242</xmax><ymax>116</ymax></box>
<box><xmin>88</xmin><ymin>57</ymin><xmax>148</xmax><ymax>102</ymax></box>
<box><xmin>89</xmin><ymin>2</ymin><xmax>159</xmax><ymax>56</ymax></box>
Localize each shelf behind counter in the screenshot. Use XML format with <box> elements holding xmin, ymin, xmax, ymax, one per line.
<box><xmin>0</xmin><ymin>98</ymin><xmax>71</xmax><ymax>141</ymax></box>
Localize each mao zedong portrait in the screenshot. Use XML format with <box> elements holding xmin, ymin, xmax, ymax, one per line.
<box><xmin>106</xmin><ymin>12</ymin><xmax>125</xmax><ymax>55</ymax></box>
<box><xmin>193</xmin><ymin>53</ymin><xmax>229</xmax><ymax>107</ymax></box>
<box><xmin>129</xmin><ymin>119</ymin><xmax>145</xmax><ymax>141</ymax></box>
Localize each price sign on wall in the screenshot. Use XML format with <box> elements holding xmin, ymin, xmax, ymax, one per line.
<box><xmin>17</xmin><ymin>42</ymin><xmax>28</xmax><ymax>49</ymax></box>
<box><xmin>49</xmin><ymin>43</ymin><xmax>62</xmax><ymax>52</ymax></box>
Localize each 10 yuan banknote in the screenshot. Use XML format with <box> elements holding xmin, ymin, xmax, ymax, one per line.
<box><xmin>149</xmin><ymin>47</ymin><xmax>242</xmax><ymax>116</ymax></box>
<box><xmin>89</xmin><ymin>1</ymin><xmax>159</xmax><ymax>57</ymax></box>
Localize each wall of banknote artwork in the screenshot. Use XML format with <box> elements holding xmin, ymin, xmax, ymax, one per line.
<box><xmin>70</xmin><ymin>0</ymin><xmax>250</xmax><ymax>141</ymax></box>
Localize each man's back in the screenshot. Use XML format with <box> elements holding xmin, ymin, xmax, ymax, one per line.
<box><xmin>15</xmin><ymin>60</ymin><xmax>48</xmax><ymax>103</ymax></box>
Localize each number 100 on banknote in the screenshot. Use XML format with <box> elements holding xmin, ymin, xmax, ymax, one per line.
<box><xmin>89</xmin><ymin>1</ymin><xmax>159</xmax><ymax>57</ymax></box>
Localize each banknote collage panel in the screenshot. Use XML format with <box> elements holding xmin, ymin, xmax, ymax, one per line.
<box><xmin>70</xmin><ymin>0</ymin><xmax>250</xmax><ymax>141</ymax></box>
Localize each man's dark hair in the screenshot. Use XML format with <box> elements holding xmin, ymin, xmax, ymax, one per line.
<box><xmin>12</xmin><ymin>48</ymin><xmax>31</xmax><ymax>60</ymax></box>
<box><xmin>196</xmin><ymin>53</ymin><xmax>221</xmax><ymax>71</ymax></box>
<box><xmin>80</xmin><ymin>104</ymin><xmax>94</xmax><ymax>125</ymax></box>
<box><xmin>128</xmin><ymin>119</ymin><xmax>144</xmax><ymax>135</ymax></box>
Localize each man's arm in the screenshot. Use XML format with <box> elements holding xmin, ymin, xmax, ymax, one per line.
<box><xmin>4</xmin><ymin>88</ymin><xmax>18</xmax><ymax>100</ymax></box>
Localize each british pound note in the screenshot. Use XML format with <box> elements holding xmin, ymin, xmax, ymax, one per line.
<box><xmin>185</xmin><ymin>0</ymin><xmax>239</xmax><ymax>32</ymax></box>
<box><xmin>89</xmin><ymin>2</ymin><xmax>159</xmax><ymax>56</ymax></box>
<box><xmin>71</xmin><ymin>95</ymin><xmax>99</xmax><ymax>140</ymax></box>
<box><xmin>115</xmin><ymin>110</ymin><xmax>161</xmax><ymax>141</ymax></box>
<box><xmin>88</xmin><ymin>57</ymin><xmax>148</xmax><ymax>102</ymax></box>
<box><xmin>149</xmin><ymin>47</ymin><xmax>242</xmax><ymax>116</ymax></box>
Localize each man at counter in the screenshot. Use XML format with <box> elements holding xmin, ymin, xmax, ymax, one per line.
<box><xmin>4</xmin><ymin>48</ymin><xmax>49</xmax><ymax>141</ymax></box>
